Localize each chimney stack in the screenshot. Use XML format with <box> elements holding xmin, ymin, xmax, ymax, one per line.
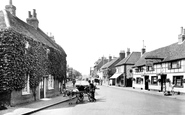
<box><xmin>26</xmin><ymin>9</ymin><xmax>39</xmax><ymax>29</ymax></box>
<box><xmin>127</xmin><ymin>48</ymin><xmax>130</xmax><ymax>57</ymax></box>
<box><xmin>142</xmin><ymin>40</ymin><xmax>146</xmax><ymax>55</ymax></box>
<box><xmin>109</xmin><ymin>56</ymin><xmax>112</xmax><ymax>62</ymax></box>
<box><xmin>178</xmin><ymin>27</ymin><xmax>185</xmax><ymax>44</ymax></box>
<box><xmin>5</xmin><ymin>0</ymin><xmax>16</xmax><ymax>16</ymax></box>
<box><xmin>119</xmin><ymin>50</ymin><xmax>125</xmax><ymax>59</ymax></box>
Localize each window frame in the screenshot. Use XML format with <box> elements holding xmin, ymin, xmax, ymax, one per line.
<box><xmin>48</xmin><ymin>75</ymin><xmax>54</xmax><ymax>90</ymax></box>
<box><xmin>146</xmin><ymin>66</ymin><xmax>154</xmax><ymax>72</ymax></box>
<box><xmin>173</xmin><ymin>76</ymin><xmax>183</xmax><ymax>88</ymax></box>
<box><xmin>168</xmin><ymin>60</ymin><xmax>181</xmax><ymax>69</ymax></box>
<box><xmin>136</xmin><ymin>77</ymin><xmax>143</xmax><ymax>84</ymax></box>
<box><xmin>151</xmin><ymin>76</ymin><xmax>158</xmax><ymax>85</ymax></box>
<box><xmin>22</xmin><ymin>74</ymin><xmax>30</xmax><ymax>95</ymax></box>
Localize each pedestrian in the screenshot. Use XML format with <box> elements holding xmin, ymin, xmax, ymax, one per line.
<box><xmin>72</xmin><ymin>79</ymin><xmax>76</xmax><ymax>87</ymax></box>
<box><xmin>88</xmin><ymin>80</ymin><xmax>96</xmax><ymax>101</ymax></box>
<box><xmin>62</xmin><ymin>83</ymin><xmax>67</xmax><ymax>97</ymax></box>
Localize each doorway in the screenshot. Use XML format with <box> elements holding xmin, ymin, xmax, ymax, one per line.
<box><xmin>160</xmin><ymin>75</ymin><xmax>167</xmax><ymax>92</ymax></box>
<box><xmin>144</xmin><ymin>76</ymin><xmax>149</xmax><ymax>90</ymax></box>
<box><xmin>40</xmin><ymin>78</ymin><xmax>44</xmax><ymax>99</ymax></box>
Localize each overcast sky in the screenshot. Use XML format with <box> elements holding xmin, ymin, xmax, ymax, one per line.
<box><xmin>0</xmin><ymin>0</ymin><xmax>185</xmax><ymax>75</ymax></box>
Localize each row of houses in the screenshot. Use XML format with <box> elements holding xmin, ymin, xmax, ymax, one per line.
<box><xmin>0</xmin><ymin>1</ymin><xmax>67</xmax><ymax>106</ymax></box>
<box><xmin>92</xmin><ymin>28</ymin><xmax>185</xmax><ymax>94</ymax></box>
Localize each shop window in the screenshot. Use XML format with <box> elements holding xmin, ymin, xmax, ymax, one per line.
<box><xmin>22</xmin><ymin>75</ymin><xmax>30</xmax><ymax>95</ymax></box>
<box><xmin>136</xmin><ymin>77</ymin><xmax>143</xmax><ymax>84</ymax></box>
<box><xmin>151</xmin><ymin>76</ymin><xmax>158</xmax><ymax>85</ymax></box>
<box><xmin>173</xmin><ymin>76</ymin><xmax>183</xmax><ymax>87</ymax></box>
<box><xmin>48</xmin><ymin>75</ymin><xmax>54</xmax><ymax>89</ymax></box>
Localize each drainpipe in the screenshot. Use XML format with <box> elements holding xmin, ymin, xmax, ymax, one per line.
<box><xmin>124</xmin><ymin>65</ymin><xmax>127</xmax><ymax>87</ymax></box>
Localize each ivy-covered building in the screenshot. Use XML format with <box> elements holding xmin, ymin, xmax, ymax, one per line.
<box><xmin>0</xmin><ymin>0</ymin><xmax>67</xmax><ymax>106</ymax></box>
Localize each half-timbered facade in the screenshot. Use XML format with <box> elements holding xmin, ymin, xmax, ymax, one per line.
<box><xmin>133</xmin><ymin>27</ymin><xmax>185</xmax><ymax>93</ymax></box>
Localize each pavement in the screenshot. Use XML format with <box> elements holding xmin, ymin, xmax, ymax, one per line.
<box><xmin>105</xmin><ymin>84</ymin><xmax>185</xmax><ymax>101</ymax></box>
<box><xmin>1</xmin><ymin>82</ymin><xmax>185</xmax><ymax>115</ymax></box>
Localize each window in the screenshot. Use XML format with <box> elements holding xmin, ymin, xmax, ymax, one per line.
<box><xmin>146</xmin><ymin>66</ymin><xmax>154</xmax><ymax>71</ymax></box>
<box><xmin>135</xmin><ymin>67</ymin><xmax>144</xmax><ymax>73</ymax></box>
<box><xmin>136</xmin><ymin>77</ymin><xmax>143</xmax><ymax>84</ymax></box>
<box><xmin>48</xmin><ymin>75</ymin><xmax>54</xmax><ymax>89</ymax></box>
<box><xmin>168</xmin><ymin>61</ymin><xmax>181</xmax><ymax>69</ymax></box>
<box><xmin>173</xmin><ymin>76</ymin><xmax>183</xmax><ymax>87</ymax></box>
<box><xmin>151</xmin><ymin>76</ymin><xmax>158</xmax><ymax>85</ymax></box>
<box><xmin>22</xmin><ymin>75</ymin><xmax>30</xmax><ymax>95</ymax></box>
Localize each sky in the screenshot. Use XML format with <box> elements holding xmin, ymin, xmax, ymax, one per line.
<box><xmin>0</xmin><ymin>0</ymin><xmax>185</xmax><ymax>75</ymax></box>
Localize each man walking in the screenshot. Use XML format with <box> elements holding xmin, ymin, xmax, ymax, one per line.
<box><xmin>72</xmin><ymin>79</ymin><xmax>76</xmax><ymax>87</ymax></box>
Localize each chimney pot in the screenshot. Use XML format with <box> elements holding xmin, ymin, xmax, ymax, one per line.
<box><xmin>127</xmin><ymin>48</ymin><xmax>130</xmax><ymax>56</ymax></box>
<box><xmin>142</xmin><ymin>48</ymin><xmax>146</xmax><ymax>55</ymax></box>
<box><xmin>33</xmin><ymin>9</ymin><xmax>36</xmax><ymax>18</ymax></box>
<box><xmin>28</xmin><ymin>11</ymin><xmax>32</xmax><ymax>18</ymax></box>
<box><xmin>9</xmin><ymin>0</ymin><xmax>12</xmax><ymax>5</ymax></box>
<box><xmin>181</xmin><ymin>27</ymin><xmax>183</xmax><ymax>34</ymax></box>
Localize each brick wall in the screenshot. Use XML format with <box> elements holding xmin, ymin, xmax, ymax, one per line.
<box><xmin>10</xmin><ymin>87</ymin><xmax>40</xmax><ymax>106</ymax></box>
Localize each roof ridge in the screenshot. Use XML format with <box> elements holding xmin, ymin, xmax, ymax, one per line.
<box><xmin>124</xmin><ymin>52</ymin><xmax>133</xmax><ymax>64</ymax></box>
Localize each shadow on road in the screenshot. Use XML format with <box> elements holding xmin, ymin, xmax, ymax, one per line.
<box><xmin>44</xmin><ymin>97</ymin><xmax>106</xmax><ymax>111</ymax></box>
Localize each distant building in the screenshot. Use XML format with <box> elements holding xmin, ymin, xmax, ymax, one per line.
<box><xmin>101</xmin><ymin>51</ymin><xmax>125</xmax><ymax>85</ymax></box>
<box><xmin>114</xmin><ymin>49</ymin><xmax>141</xmax><ymax>87</ymax></box>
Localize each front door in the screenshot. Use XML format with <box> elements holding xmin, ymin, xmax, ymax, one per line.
<box><xmin>161</xmin><ymin>75</ymin><xmax>166</xmax><ymax>92</ymax></box>
<box><xmin>145</xmin><ymin>76</ymin><xmax>149</xmax><ymax>90</ymax></box>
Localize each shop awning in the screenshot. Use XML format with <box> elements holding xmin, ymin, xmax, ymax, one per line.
<box><xmin>110</xmin><ymin>73</ymin><xmax>122</xmax><ymax>79</ymax></box>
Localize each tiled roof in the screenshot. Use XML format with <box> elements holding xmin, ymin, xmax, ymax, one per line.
<box><xmin>101</xmin><ymin>57</ymin><xmax>119</xmax><ymax>69</ymax></box>
<box><xmin>134</xmin><ymin>41</ymin><xmax>185</xmax><ymax>67</ymax></box>
<box><xmin>0</xmin><ymin>10</ymin><xmax>66</xmax><ymax>56</ymax></box>
<box><xmin>115</xmin><ymin>52</ymin><xmax>141</xmax><ymax>66</ymax></box>
<box><xmin>134</xmin><ymin>52</ymin><xmax>151</xmax><ymax>67</ymax></box>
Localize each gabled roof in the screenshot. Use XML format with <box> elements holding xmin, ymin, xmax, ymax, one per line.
<box><xmin>134</xmin><ymin>40</ymin><xmax>185</xmax><ymax>67</ymax></box>
<box><xmin>101</xmin><ymin>57</ymin><xmax>119</xmax><ymax>69</ymax></box>
<box><xmin>115</xmin><ymin>52</ymin><xmax>141</xmax><ymax>66</ymax></box>
<box><xmin>0</xmin><ymin>10</ymin><xmax>66</xmax><ymax>56</ymax></box>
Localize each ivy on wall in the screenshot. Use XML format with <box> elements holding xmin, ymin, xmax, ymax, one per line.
<box><xmin>48</xmin><ymin>47</ymin><xmax>66</xmax><ymax>83</ymax></box>
<box><xmin>0</xmin><ymin>29</ymin><xmax>26</xmax><ymax>92</ymax></box>
<box><xmin>0</xmin><ymin>28</ymin><xmax>66</xmax><ymax>105</ymax></box>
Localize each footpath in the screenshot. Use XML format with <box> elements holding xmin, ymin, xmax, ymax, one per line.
<box><xmin>106</xmin><ymin>84</ymin><xmax>185</xmax><ymax>101</ymax></box>
<box><xmin>1</xmin><ymin>83</ymin><xmax>185</xmax><ymax>115</ymax></box>
<box><xmin>0</xmin><ymin>82</ymin><xmax>76</xmax><ymax>115</ymax></box>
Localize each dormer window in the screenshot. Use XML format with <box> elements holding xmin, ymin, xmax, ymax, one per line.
<box><xmin>168</xmin><ymin>60</ymin><xmax>181</xmax><ymax>69</ymax></box>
